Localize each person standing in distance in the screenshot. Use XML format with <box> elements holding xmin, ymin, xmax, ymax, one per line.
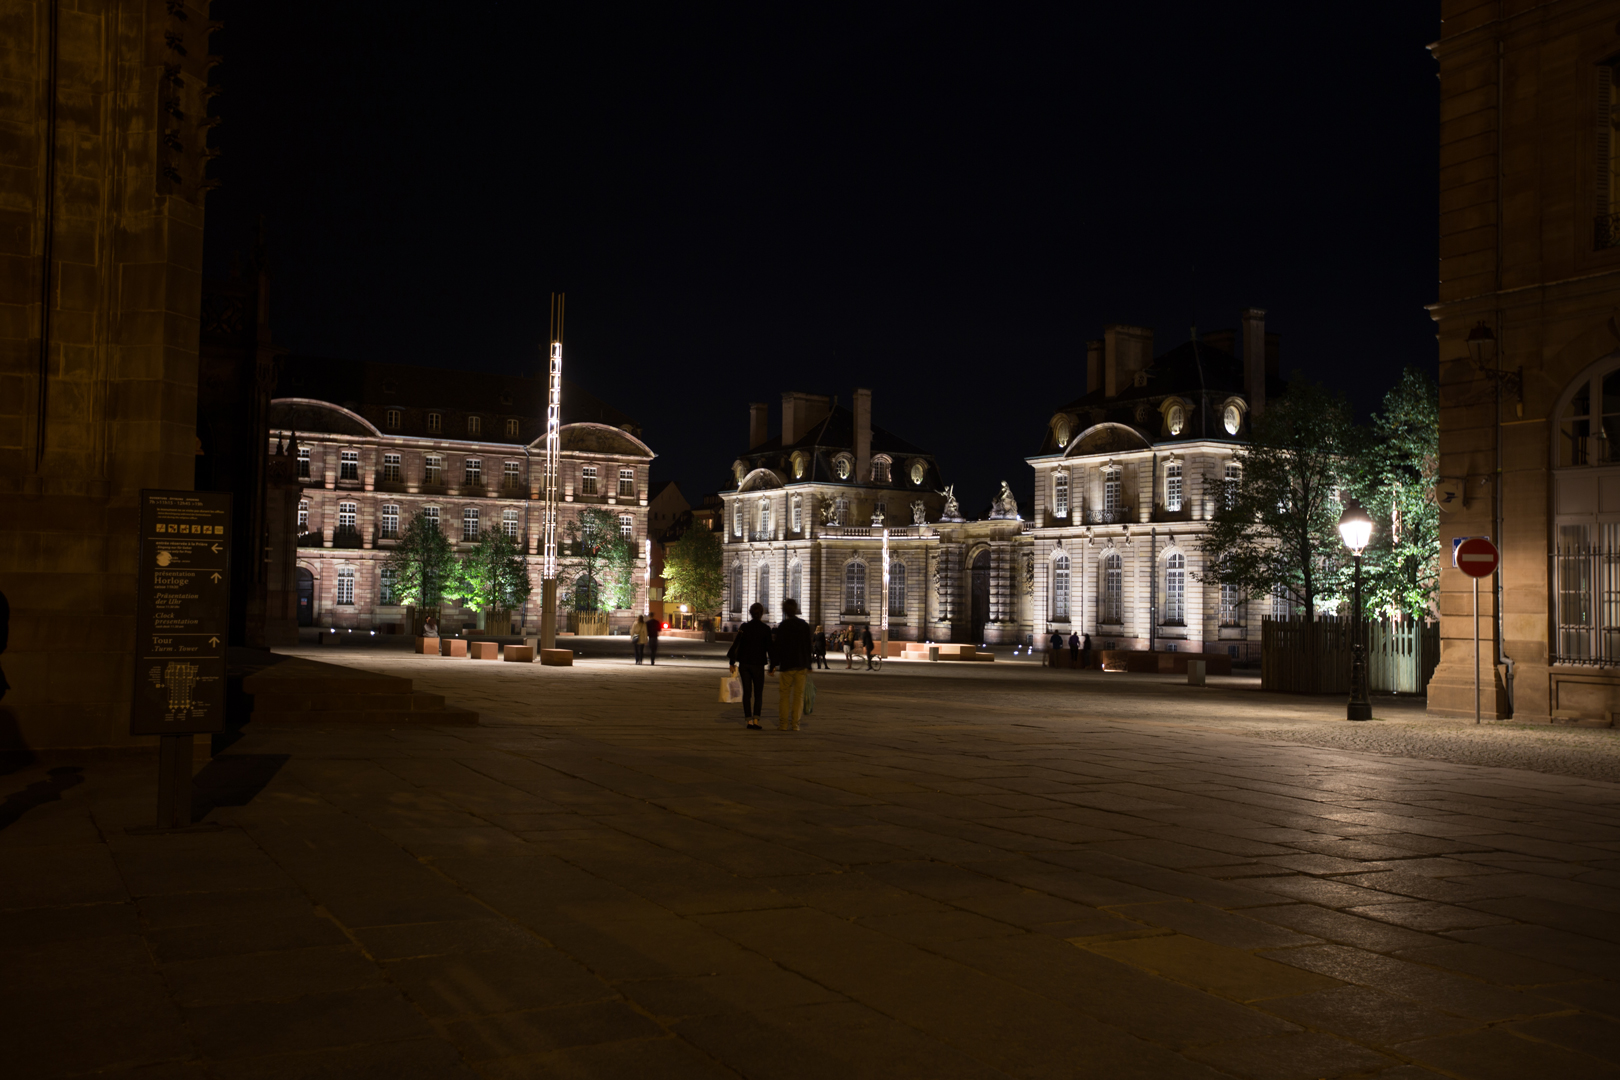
<box><xmin>632</xmin><ymin>614</ymin><xmax>648</xmax><ymax>664</ymax></box>
<box><xmin>770</xmin><ymin>599</ymin><xmax>814</xmax><ymax>731</ymax></box>
<box><xmin>860</xmin><ymin>625</ymin><xmax>875</xmax><ymax>670</ymax></box>
<box><xmin>1069</xmin><ymin>630</ymin><xmax>1080</xmax><ymax>669</ymax></box>
<box><xmin>812</xmin><ymin>624</ymin><xmax>828</xmax><ymax>670</ymax></box>
<box><xmin>1048</xmin><ymin>627</ymin><xmax>1063</xmax><ymax>667</ymax></box>
<box><xmin>726</xmin><ymin>603</ymin><xmax>772</xmax><ymax>730</ymax></box>
<box><xmin>646</xmin><ymin>614</ymin><xmax>661</xmax><ymax>665</ymax></box>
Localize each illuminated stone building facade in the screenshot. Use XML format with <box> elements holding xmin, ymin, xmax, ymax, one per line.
<box><xmin>269</xmin><ymin>357</ymin><xmax>654</xmax><ymax>635</ymax></box>
<box><xmin>1430</xmin><ymin>1</ymin><xmax>1620</xmax><ymax>721</ymax></box>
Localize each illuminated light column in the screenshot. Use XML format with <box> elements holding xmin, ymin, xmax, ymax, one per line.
<box><xmin>540</xmin><ymin>296</ymin><xmax>564</xmax><ymax>650</ymax></box>
<box><xmin>881</xmin><ymin>528</ymin><xmax>890</xmax><ymax>656</ymax></box>
<box><xmin>644</xmin><ymin>537</ymin><xmax>652</xmax><ymax>618</ymax></box>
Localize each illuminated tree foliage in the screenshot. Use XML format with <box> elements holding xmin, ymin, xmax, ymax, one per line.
<box><xmin>563</xmin><ymin>507</ymin><xmax>632</xmax><ymax>613</ymax></box>
<box><xmin>1352</xmin><ymin>367</ymin><xmax>1440</xmax><ymax>621</ymax></box>
<box><xmin>384</xmin><ymin>511</ymin><xmax>459</xmax><ymax>609</ymax></box>
<box><xmin>458</xmin><ymin>527</ymin><xmax>533</xmax><ymax>617</ymax></box>
<box><xmin>661</xmin><ymin>521</ymin><xmax>724</xmax><ymax>616</ymax></box>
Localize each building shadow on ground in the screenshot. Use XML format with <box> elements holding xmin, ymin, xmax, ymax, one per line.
<box><xmin>0</xmin><ymin>766</ymin><xmax>84</xmax><ymax>831</ymax></box>
<box><xmin>191</xmin><ymin>754</ymin><xmax>290</xmax><ymax>824</ymax></box>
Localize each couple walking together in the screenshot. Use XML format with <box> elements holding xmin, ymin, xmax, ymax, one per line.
<box><xmin>726</xmin><ymin>599</ymin><xmax>814</xmax><ymax>731</ymax></box>
<box><xmin>631</xmin><ymin>615</ymin><xmax>661</xmax><ymax>664</ymax></box>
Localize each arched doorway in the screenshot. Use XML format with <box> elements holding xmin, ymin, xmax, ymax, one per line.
<box><xmin>296</xmin><ymin>567</ymin><xmax>315</xmax><ymax>626</ymax></box>
<box><xmin>970</xmin><ymin>550</ymin><xmax>990</xmax><ymax>645</ymax></box>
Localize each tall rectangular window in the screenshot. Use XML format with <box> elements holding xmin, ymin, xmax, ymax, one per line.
<box><xmin>789</xmin><ymin>561</ymin><xmax>802</xmax><ymax>603</ymax></box>
<box><xmin>730</xmin><ymin>564</ymin><xmax>742</xmax><ymax>612</ymax></box>
<box><xmin>379</xmin><ymin>567</ymin><xmax>397</xmax><ymax>605</ymax></box>
<box><xmin>464</xmin><ymin>459</ymin><xmax>482</xmax><ymax>486</ymax></box>
<box><xmin>619</xmin><ymin>514</ymin><xmax>633</xmax><ymax>539</ymax></box>
<box><xmin>1104</xmin><ymin>468</ymin><xmax>1122</xmax><ymax>515</ymax></box>
<box><xmin>1053</xmin><ymin>471</ymin><xmax>1068</xmax><ymax>518</ymax></box>
<box><xmin>424</xmin><ymin>506</ymin><xmax>440</xmax><ymax>532</ymax></box>
<box><xmin>618</xmin><ymin>468</ymin><xmax>635</xmax><ymax>497</ymax></box>
<box><xmin>338</xmin><ymin>501</ymin><xmax>357</xmax><ymax>529</ymax></box>
<box><xmin>791</xmin><ymin>496</ymin><xmax>802</xmax><ymax>532</ymax></box>
<box><xmin>1598</xmin><ymin>62</ymin><xmax>1620</xmax><ymax>249</ymax></box>
<box><xmin>758</xmin><ymin>500</ymin><xmax>771</xmax><ymax>535</ymax></box>
<box><xmin>424</xmin><ymin>455</ymin><xmax>442</xmax><ymax>485</ymax></box>
<box><xmin>380</xmin><ymin>504</ymin><xmax>399</xmax><ymax>539</ymax></box>
<box><xmin>385</xmin><ymin>409</ymin><xmax>401</xmax><ymax>430</ymax></box>
<box><xmin>468</xmin><ymin>416</ymin><xmax>482</xmax><ymax>436</ymax></box>
<box><xmin>581</xmin><ymin>466</ymin><xmax>598</xmax><ymax>495</ymax></box>
<box><xmin>732</xmin><ymin>502</ymin><xmax>743</xmax><ymax>536</ymax></box>
<box><xmin>1224</xmin><ymin>463</ymin><xmax>1241</xmax><ymax>509</ymax></box>
<box><xmin>382</xmin><ymin>453</ymin><xmax>401</xmax><ymax>482</ymax></box>
<box><xmin>1272</xmin><ymin>585</ymin><xmax>1292</xmax><ymax>621</ymax></box>
<box><xmin>1164</xmin><ymin>553</ymin><xmax>1185</xmax><ymax>624</ymax></box>
<box><xmin>427</xmin><ymin>412</ymin><xmax>442</xmax><ymax>433</ymax></box>
<box><xmin>872</xmin><ymin>458</ymin><xmax>890</xmax><ymax>483</ymax></box>
<box><xmin>340</xmin><ymin>450</ymin><xmax>359</xmax><ymax>481</ymax></box>
<box><xmin>1165</xmin><ymin>464</ymin><xmax>1182</xmax><ymax>512</ymax></box>
<box><xmin>297</xmin><ymin>447</ymin><xmax>310</xmax><ymax>478</ymax></box>
<box><xmin>1220</xmin><ymin>583</ymin><xmax>1241</xmax><ymax>626</ymax></box>
<box><xmin>505</xmin><ymin>418</ymin><xmax>520</xmax><ymax>438</ymax></box>
<box><xmin>503</xmin><ymin>508</ymin><xmax>520</xmax><ymax>538</ymax></box>
<box><xmin>336</xmin><ymin>568</ymin><xmax>355</xmax><ymax>605</ymax></box>
<box><xmin>844</xmin><ymin>561</ymin><xmax>866</xmax><ymax>614</ymax></box>
<box><xmin>463</xmin><ymin>507</ymin><xmax>480</xmax><ymax>541</ymax></box>
<box><xmin>889</xmin><ymin>560</ymin><xmax>907</xmax><ymax>616</ymax></box>
<box><xmin>503</xmin><ymin>461</ymin><xmax>521</xmax><ymax>488</ymax></box>
<box><xmin>1052</xmin><ymin>555</ymin><xmax>1070</xmax><ymax>619</ymax></box>
<box><xmin>297</xmin><ymin>500</ymin><xmax>309</xmax><ymax>532</ymax></box>
<box><xmin>1103</xmin><ymin>553</ymin><xmax>1123</xmax><ymax>624</ymax></box>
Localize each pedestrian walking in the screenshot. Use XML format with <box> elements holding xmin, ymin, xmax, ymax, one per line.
<box><xmin>861</xmin><ymin>626</ymin><xmax>875</xmax><ymax>670</ymax></box>
<box><xmin>726</xmin><ymin>603</ymin><xmax>772</xmax><ymax>729</ymax></box>
<box><xmin>1081</xmin><ymin>633</ymin><xmax>1092</xmax><ymax>670</ymax></box>
<box><xmin>812</xmin><ymin>625</ymin><xmax>829</xmax><ymax>670</ymax></box>
<box><xmin>1048</xmin><ymin>628</ymin><xmax>1063</xmax><ymax>667</ymax></box>
<box><xmin>769</xmin><ymin>599</ymin><xmax>814</xmax><ymax>731</ymax></box>
<box><xmin>646</xmin><ymin>614</ymin><xmax>661</xmax><ymax>665</ymax></box>
<box><xmin>842</xmin><ymin>626</ymin><xmax>854</xmax><ymax>669</ymax></box>
<box><xmin>1069</xmin><ymin>631</ymin><xmax>1080</xmax><ymax>668</ymax></box>
<box><xmin>632</xmin><ymin>614</ymin><xmax>648</xmax><ymax>664</ymax></box>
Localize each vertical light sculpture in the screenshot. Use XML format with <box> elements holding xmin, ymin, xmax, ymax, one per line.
<box><xmin>540</xmin><ymin>295</ymin><xmax>564</xmax><ymax>651</ymax></box>
<box><xmin>644</xmin><ymin>537</ymin><xmax>652</xmax><ymax>619</ymax></box>
<box><xmin>880</xmin><ymin>527</ymin><xmax>890</xmax><ymax>657</ymax></box>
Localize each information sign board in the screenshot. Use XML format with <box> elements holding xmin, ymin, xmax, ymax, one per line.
<box><xmin>131</xmin><ymin>490</ymin><xmax>232</xmax><ymax>736</ymax></box>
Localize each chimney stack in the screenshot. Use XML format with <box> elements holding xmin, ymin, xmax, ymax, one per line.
<box><xmin>781</xmin><ymin>391</ymin><xmax>832</xmax><ymax>447</ymax></box>
<box><xmin>1241</xmin><ymin>308</ymin><xmax>1266</xmax><ymax>416</ymax></box>
<box><xmin>853</xmin><ymin>388</ymin><xmax>872</xmax><ymax>484</ymax></box>
<box><xmin>749</xmin><ymin>402</ymin><xmax>769</xmax><ymax>449</ymax></box>
<box><xmin>1103</xmin><ymin>324</ymin><xmax>1154</xmax><ymax>398</ymax></box>
<box><xmin>1086</xmin><ymin>340</ymin><xmax>1103</xmax><ymax>396</ymax></box>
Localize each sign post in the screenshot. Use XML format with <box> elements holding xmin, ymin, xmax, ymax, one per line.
<box><xmin>1453</xmin><ymin>536</ymin><xmax>1500</xmax><ymax>726</ymax></box>
<box><xmin>132</xmin><ymin>490</ymin><xmax>232</xmax><ymax>829</ymax></box>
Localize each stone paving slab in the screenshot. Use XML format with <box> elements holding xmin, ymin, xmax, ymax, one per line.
<box><xmin>4</xmin><ymin>651</ymin><xmax>1620</xmax><ymax>1077</ymax></box>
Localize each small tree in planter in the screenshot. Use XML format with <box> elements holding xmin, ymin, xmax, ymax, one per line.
<box><xmin>385</xmin><ymin>510</ymin><xmax>460</xmax><ymax>634</ymax></box>
<box><xmin>662</xmin><ymin>522</ymin><xmax>724</xmax><ymax>624</ymax></box>
<box><xmin>459</xmin><ymin>528</ymin><xmax>533</xmax><ymax>633</ymax></box>
<box><xmin>562</xmin><ymin>508</ymin><xmax>633</xmax><ymax>631</ymax></box>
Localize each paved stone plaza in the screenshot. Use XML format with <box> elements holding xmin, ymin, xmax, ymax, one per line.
<box><xmin>5</xmin><ymin>651</ymin><xmax>1620</xmax><ymax>1079</ymax></box>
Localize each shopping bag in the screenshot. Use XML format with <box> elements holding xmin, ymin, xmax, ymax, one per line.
<box><xmin>803</xmin><ymin>678</ymin><xmax>816</xmax><ymax>715</ymax></box>
<box><xmin>718</xmin><ymin>675</ymin><xmax>743</xmax><ymax>703</ymax></box>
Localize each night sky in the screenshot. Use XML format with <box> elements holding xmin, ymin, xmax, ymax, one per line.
<box><xmin>203</xmin><ymin>3</ymin><xmax>1440</xmax><ymax>511</ymax></box>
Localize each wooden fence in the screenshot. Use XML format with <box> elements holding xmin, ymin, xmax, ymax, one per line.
<box><xmin>1262</xmin><ymin>616</ymin><xmax>1438</xmax><ymax>695</ymax></box>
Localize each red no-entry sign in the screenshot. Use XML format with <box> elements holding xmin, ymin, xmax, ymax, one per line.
<box><xmin>1454</xmin><ymin>536</ymin><xmax>1500</xmax><ymax>578</ymax></box>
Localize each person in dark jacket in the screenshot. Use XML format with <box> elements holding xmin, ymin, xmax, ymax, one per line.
<box><xmin>646</xmin><ymin>614</ymin><xmax>661</xmax><ymax>665</ymax></box>
<box><xmin>1069</xmin><ymin>631</ymin><xmax>1080</xmax><ymax>668</ymax></box>
<box><xmin>812</xmin><ymin>625</ymin><xmax>828</xmax><ymax>670</ymax></box>
<box><xmin>726</xmin><ymin>603</ymin><xmax>772</xmax><ymax>729</ymax></box>
<box><xmin>860</xmin><ymin>626</ymin><xmax>875</xmax><ymax>669</ymax></box>
<box><xmin>769</xmin><ymin>599</ymin><xmax>814</xmax><ymax>730</ymax></box>
<box><xmin>1081</xmin><ymin>633</ymin><xmax>1093</xmax><ymax>670</ymax></box>
<box><xmin>1049</xmin><ymin>628</ymin><xmax>1063</xmax><ymax>666</ymax></box>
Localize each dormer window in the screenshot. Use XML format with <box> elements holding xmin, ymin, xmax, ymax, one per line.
<box><xmin>385</xmin><ymin>409</ymin><xmax>401</xmax><ymax>430</ymax></box>
<box><xmin>1055</xmin><ymin>417</ymin><xmax>1071</xmax><ymax>447</ymax></box>
<box><xmin>1167</xmin><ymin>404</ymin><xmax>1185</xmax><ymax>436</ymax></box>
<box><xmin>505</xmin><ymin>418</ymin><xmax>520</xmax><ymax>438</ymax></box>
<box><xmin>427</xmin><ymin>412</ymin><xmax>442</xmax><ymax>434</ymax></box>
<box><xmin>872</xmin><ymin>456</ymin><xmax>891</xmax><ymax>483</ymax></box>
<box><xmin>467</xmin><ymin>416</ymin><xmax>482</xmax><ymax>437</ymax></box>
<box><xmin>834</xmin><ymin>454</ymin><xmax>853</xmax><ymax>480</ymax></box>
<box><xmin>1223</xmin><ymin>405</ymin><xmax>1242</xmax><ymax>435</ymax></box>
<box><xmin>909</xmin><ymin>460</ymin><xmax>926</xmax><ymax>485</ymax></box>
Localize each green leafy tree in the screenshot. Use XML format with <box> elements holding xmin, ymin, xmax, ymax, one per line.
<box><xmin>661</xmin><ymin>522</ymin><xmax>724</xmax><ymax>616</ymax></box>
<box><xmin>562</xmin><ymin>508</ymin><xmax>632</xmax><ymax>613</ymax></box>
<box><xmin>458</xmin><ymin>528</ymin><xmax>534</xmax><ymax>619</ymax></box>
<box><xmin>1351</xmin><ymin>367</ymin><xmax>1440</xmax><ymax>621</ymax></box>
<box><xmin>384</xmin><ymin>510</ymin><xmax>459</xmax><ymax>611</ymax></box>
<box><xmin>1197</xmin><ymin>381</ymin><xmax>1358</xmax><ymax>623</ymax></box>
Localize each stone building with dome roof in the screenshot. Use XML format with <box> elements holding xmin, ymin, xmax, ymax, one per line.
<box><xmin>1020</xmin><ymin>310</ymin><xmax>1284</xmax><ymax>660</ymax></box>
<box><xmin>268</xmin><ymin>356</ymin><xmax>655</xmax><ymax>635</ymax></box>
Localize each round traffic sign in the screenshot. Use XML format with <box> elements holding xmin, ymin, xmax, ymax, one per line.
<box><xmin>1455</xmin><ymin>537</ymin><xmax>1500</xmax><ymax>578</ymax></box>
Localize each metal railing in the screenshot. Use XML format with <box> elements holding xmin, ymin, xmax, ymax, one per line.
<box><xmin>296</xmin><ymin>530</ymin><xmax>324</xmax><ymax>548</ymax></box>
<box><xmin>1552</xmin><ymin>537</ymin><xmax>1620</xmax><ymax>667</ymax></box>
<box><xmin>1084</xmin><ymin>506</ymin><xmax>1134</xmax><ymax>525</ymax></box>
<box><xmin>332</xmin><ymin>525</ymin><xmax>363</xmax><ymax>549</ymax></box>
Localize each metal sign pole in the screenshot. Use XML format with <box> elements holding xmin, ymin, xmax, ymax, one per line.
<box><xmin>1473</xmin><ymin>575</ymin><xmax>1480</xmax><ymax>726</ymax></box>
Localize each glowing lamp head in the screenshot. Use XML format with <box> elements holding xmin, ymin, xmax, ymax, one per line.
<box><xmin>1338</xmin><ymin>499</ymin><xmax>1373</xmax><ymax>556</ymax></box>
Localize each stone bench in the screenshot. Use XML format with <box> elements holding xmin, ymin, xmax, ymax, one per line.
<box><xmin>468</xmin><ymin>641</ymin><xmax>500</xmax><ymax>660</ymax></box>
<box><xmin>439</xmin><ymin>638</ymin><xmax>468</xmax><ymax>657</ymax></box>
<box><xmin>503</xmin><ymin>645</ymin><xmax>535</xmax><ymax>663</ymax></box>
<box><xmin>540</xmin><ymin>648</ymin><xmax>573</xmax><ymax>666</ymax></box>
<box><xmin>414</xmin><ymin>637</ymin><xmax>439</xmax><ymax>654</ymax></box>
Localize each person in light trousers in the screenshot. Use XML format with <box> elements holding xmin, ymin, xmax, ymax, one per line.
<box><xmin>769</xmin><ymin>599</ymin><xmax>814</xmax><ymax>731</ymax></box>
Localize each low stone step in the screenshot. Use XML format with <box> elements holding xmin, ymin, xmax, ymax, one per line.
<box><xmin>242</xmin><ymin>656</ymin><xmax>478</xmax><ymax>726</ymax></box>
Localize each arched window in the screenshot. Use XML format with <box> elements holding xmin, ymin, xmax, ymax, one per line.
<box><xmin>1165</xmin><ymin>463</ymin><xmax>1183</xmax><ymax>513</ymax></box>
<box><xmin>757</xmin><ymin>562</ymin><xmax>771</xmax><ymax>612</ymax></box>
<box><xmin>730</xmin><ymin>562</ymin><xmax>743</xmax><ymax>612</ymax></box>
<box><xmin>1103</xmin><ymin>552</ymin><xmax>1123</xmax><ymax>624</ymax></box>
<box><xmin>1053</xmin><ymin>471</ymin><xmax>1069</xmax><ymax>519</ymax></box>
<box><xmin>844</xmin><ymin>561</ymin><xmax>867</xmax><ymax>614</ymax></box>
<box><xmin>789</xmin><ymin>560</ymin><xmax>802</xmax><ymax>604</ymax></box>
<box><xmin>889</xmin><ymin>561</ymin><xmax>907</xmax><ymax>616</ymax></box>
<box><xmin>1052</xmin><ymin>554</ymin><xmax>1070</xmax><ymax>619</ymax></box>
<box><xmin>1164</xmin><ymin>552</ymin><xmax>1186</xmax><ymax>624</ymax></box>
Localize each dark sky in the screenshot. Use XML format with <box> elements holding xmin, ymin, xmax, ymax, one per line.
<box><xmin>204</xmin><ymin>3</ymin><xmax>1440</xmax><ymax>512</ymax></box>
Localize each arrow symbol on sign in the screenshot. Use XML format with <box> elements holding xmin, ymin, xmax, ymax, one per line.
<box><xmin>210</xmin><ymin>572</ymin><xmax>222</xmax><ymax>583</ymax></box>
<box><xmin>208</xmin><ymin>636</ymin><xmax>220</xmax><ymax>648</ymax></box>
<box><xmin>211</xmin><ymin>543</ymin><xmax>222</xmax><ymax>553</ymax></box>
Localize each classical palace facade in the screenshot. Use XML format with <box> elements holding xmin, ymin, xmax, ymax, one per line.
<box><xmin>269</xmin><ymin>357</ymin><xmax>655</xmax><ymax>635</ymax></box>
<box><xmin>721</xmin><ymin>317</ymin><xmax>1280</xmax><ymax>654</ymax></box>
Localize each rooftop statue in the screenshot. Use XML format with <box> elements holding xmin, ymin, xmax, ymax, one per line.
<box><xmin>937</xmin><ymin>485</ymin><xmax>963</xmax><ymax>521</ymax></box>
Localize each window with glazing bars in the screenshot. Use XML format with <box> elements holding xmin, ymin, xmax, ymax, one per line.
<box><xmin>503</xmin><ymin>508</ymin><xmax>519</xmax><ymax>538</ymax></box>
<box><xmin>336</xmin><ymin>568</ymin><xmax>355</xmax><ymax>605</ymax></box>
<box><xmin>791</xmin><ymin>496</ymin><xmax>802</xmax><ymax>532</ymax></box>
<box><xmin>379</xmin><ymin>567</ymin><xmax>397</xmax><ymax>605</ymax></box>
<box><xmin>619</xmin><ymin>514</ymin><xmax>633</xmax><ymax>539</ymax></box>
<box><xmin>757</xmin><ymin>563</ymin><xmax>770</xmax><ymax>611</ymax></box>
<box><xmin>1164</xmin><ymin>553</ymin><xmax>1185</xmax><ymax>623</ymax></box>
<box><xmin>424</xmin><ymin>506</ymin><xmax>440</xmax><ymax>532</ymax></box>
<box><xmin>502</xmin><ymin>461</ymin><xmax>520</xmax><ymax>488</ymax></box>
<box><xmin>385</xmin><ymin>409</ymin><xmax>401</xmax><ymax>430</ymax></box>
<box><xmin>424</xmin><ymin>455</ymin><xmax>442</xmax><ymax>485</ymax></box>
<box><xmin>1219</xmin><ymin>583</ymin><xmax>1241</xmax><ymax>625</ymax></box>
<box><xmin>338</xmin><ymin>502</ymin><xmax>357</xmax><ymax>528</ymax></box>
<box><xmin>297</xmin><ymin>501</ymin><xmax>309</xmax><ymax>531</ymax></box>
<box><xmin>1052</xmin><ymin>555</ymin><xmax>1069</xmax><ymax>619</ymax></box>
<box><xmin>380</xmin><ymin>504</ymin><xmax>399</xmax><ymax>538</ymax></box>
<box><xmin>297</xmin><ymin>447</ymin><xmax>310</xmax><ymax>478</ymax></box>
<box><xmin>619</xmin><ymin>468</ymin><xmax>635</xmax><ymax>497</ymax></box>
<box><xmin>844</xmin><ymin>562</ymin><xmax>866</xmax><ymax>613</ymax></box>
<box><xmin>464</xmin><ymin>459</ymin><xmax>482</xmax><ymax>485</ymax></box>
<box><xmin>730</xmin><ymin>564</ymin><xmax>742</xmax><ymax>612</ymax></box>
<box><xmin>1053</xmin><ymin>471</ymin><xmax>1068</xmax><ymax>518</ymax></box>
<box><xmin>1104</xmin><ymin>468</ymin><xmax>1121</xmax><ymax>513</ymax></box>
<box><xmin>789</xmin><ymin>561</ymin><xmax>802</xmax><ymax>603</ymax></box>
<box><xmin>382</xmin><ymin>453</ymin><xmax>401</xmax><ymax>482</ymax></box>
<box><xmin>463</xmin><ymin>507</ymin><xmax>480</xmax><ymax>541</ymax></box>
<box><xmin>889</xmin><ymin>560</ymin><xmax>907</xmax><ymax>616</ymax></box>
<box><xmin>1102</xmin><ymin>553</ymin><xmax>1122</xmax><ymax>624</ymax></box>
<box><xmin>581</xmin><ymin>466</ymin><xmax>598</xmax><ymax>495</ymax></box>
<box><xmin>1165</xmin><ymin>464</ymin><xmax>1182</xmax><ymax>512</ymax></box>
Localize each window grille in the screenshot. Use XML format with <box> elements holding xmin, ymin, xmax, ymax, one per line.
<box><xmin>338</xmin><ymin>502</ymin><xmax>357</xmax><ymax>528</ymax></box>
<box><xmin>581</xmin><ymin>466</ymin><xmax>598</xmax><ymax>495</ymax></box>
<box><xmin>791</xmin><ymin>496</ymin><xmax>802</xmax><ymax>532</ymax></box>
<box><xmin>424</xmin><ymin>455</ymin><xmax>442</xmax><ymax>485</ymax></box>
<box><xmin>844</xmin><ymin>562</ymin><xmax>866</xmax><ymax>614</ymax></box>
<box><xmin>297</xmin><ymin>447</ymin><xmax>310</xmax><ymax>478</ymax></box>
<box><xmin>463</xmin><ymin>507</ymin><xmax>480</xmax><ymax>541</ymax></box>
<box><xmin>424</xmin><ymin>506</ymin><xmax>440</xmax><ymax>532</ymax></box>
<box><xmin>379</xmin><ymin>567</ymin><xmax>397</xmax><ymax>605</ymax></box>
<box><xmin>336</xmin><ymin>568</ymin><xmax>355</xmax><ymax>605</ymax></box>
<box><xmin>619</xmin><ymin>514</ymin><xmax>633</xmax><ymax>539</ymax></box>
<box><xmin>380</xmin><ymin>504</ymin><xmax>399</xmax><ymax>539</ymax></box>
<box><xmin>890</xmin><ymin>560</ymin><xmax>907</xmax><ymax>616</ymax></box>
<box><xmin>757</xmin><ymin>563</ymin><xmax>771</xmax><ymax>611</ymax></box>
<box><xmin>504</xmin><ymin>461</ymin><xmax>521</xmax><ymax>487</ymax></box>
<box><xmin>619</xmin><ymin>468</ymin><xmax>635</xmax><ymax>497</ymax></box>
<box><xmin>1219</xmin><ymin>583</ymin><xmax>1241</xmax><ymax>626</ymax></box>
<box><xmin>464</xmin><ymin>459</ymin><xmax>482</xmax><ymax>485</ymax></box>
<box><xmin>1053</xmin><ymin>472</ymin><xmax>1068</xmax><ymax>518</ymax></box>
<box><xmin>383</xmin><ymin>453</ymin><xmax>401</xmax><ymax>482</ymax></box>
<box><xmin>1052</xmin><ymin>554</ymin><xmax>1070</xmax><ymax>619</ymax></box>
<box><xmin>1103</xmin><ymin>552</ymin><xmax>1123</xmax><ymax>624</ymax></box>
<box><xmin>789</xmin><ymin>561</ymin><xmax>802</xmax><ymax>603</ymax></box>
<box><xmin>1164</xmin><ymin>552</ymin><xmax>1186</xmax><ymax>624</ymax></box>
<box><xmin>1165</xmin><ymin>464</ymin><xmax>1182</xmax><ymax>512</ymax></box>
<box><xmin>1553</xmin><ymin>523</ymin><xmax>1620</xmax><ymax>666</ymax></box>
<box><xmin>503</xmin><ymin>508</ymin><xmax>520</xmax><ymax>538</ymax></box>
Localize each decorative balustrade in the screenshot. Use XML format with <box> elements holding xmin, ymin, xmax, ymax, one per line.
<box><xmin>1083</xmin><ymin>506</ymin><xmax>1135</xmax><ymax>525</ymax></box>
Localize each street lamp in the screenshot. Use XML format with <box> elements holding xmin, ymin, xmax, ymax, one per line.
<box><xmin>1337</xmin><ymin>499</ymin><xmax>1374</xmax><ymax>721</ymax></box>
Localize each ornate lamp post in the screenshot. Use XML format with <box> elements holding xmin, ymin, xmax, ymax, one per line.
<box><xmin>1338</xmin><ymin>499</ymin><xmax>1374</xmax><ymax>721</ymax></box>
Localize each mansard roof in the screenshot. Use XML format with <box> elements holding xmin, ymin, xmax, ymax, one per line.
<box><xmin>732</xmin><ymin>402</ymin><xmax>937</xmax><ymax>487</ymax></box>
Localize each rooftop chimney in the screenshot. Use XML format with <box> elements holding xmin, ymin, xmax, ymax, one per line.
<box><xmin>1103</xmin><ymin>324</ymin><xmax>1154</xmax><ymax>398</ymax></box>
<box><xmin>1241</xmin><ymin>308</ymin><xmax>1266</xmax><ymax>417</ymax></box>
<box><xmin>1086</xmin><ymin>340</ymin><xmax>1103</xmax><ymax>396</ymax></box>
<box><xmin>781</xmin><ymin>391</ymin><xmax>831</xmax><ymax>447</ymax></box>
<box><xmin>853</xmin><ymin>388</ymin><xmax>872</xmax><ymax>484</ymax></box>
<box><xmin>748</xmin><ymin>402</ymin><xmax>769</xmax><ymax>449</ymax></box>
